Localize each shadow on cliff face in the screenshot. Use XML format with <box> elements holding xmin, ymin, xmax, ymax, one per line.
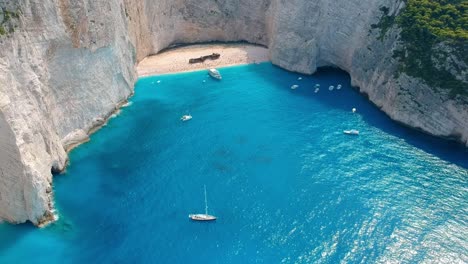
<box><xmin>158</xmin><ymin>40</ymin><xmax>267</xmax><ymax>55</ymax></box>
<box><xmin>250</xmin><ymin>63</ymin><xmax>468</xmax><ymax>169</ymax></box>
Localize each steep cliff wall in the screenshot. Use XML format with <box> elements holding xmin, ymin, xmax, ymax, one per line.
<box><xmin>0</xmin><ymin>0</ymin><xmax>137</xmax><ymax>225</ymax></box>
<box><xmin>0</xmin><ymin>0</ymin><xmax>466</xmax><ymax>225</ymax></box>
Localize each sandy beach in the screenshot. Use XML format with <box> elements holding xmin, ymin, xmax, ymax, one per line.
<box><xmin>137</xmin><ymin>44</ymin><xmax>269</xmax><ymax>76</ymax></box>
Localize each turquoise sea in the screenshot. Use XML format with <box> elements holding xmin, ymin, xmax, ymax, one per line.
<box><xmin>1</xmin><ymin>63</ymin><xmax>467</xmax><ymax>263</ymax></box>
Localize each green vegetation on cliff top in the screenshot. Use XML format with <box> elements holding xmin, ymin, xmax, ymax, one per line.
<box><xmin>375</xmin><ymin>0</ymin><xmax>467</xmax><ymax>97</ymax></box>
<box><xmin>0</xmin><ymin>7</ymin><xmax>20</xmax><ymax>36</ymax></box>
<box><xmin>399</xmin><ymin>0</ymin><xmax>468</xmax><ymax>40</ymax></box>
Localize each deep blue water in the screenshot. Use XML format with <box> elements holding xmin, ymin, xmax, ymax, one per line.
<box><xmin>1</xmin><ymin>63</ymin><xmax>467</xmax><ymax>263</ymax></box>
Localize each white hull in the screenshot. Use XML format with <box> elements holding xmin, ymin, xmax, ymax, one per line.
<box><xmin>343</xmin><ymin>130</ymin><xmax>359</xmax><ymax>135</ymax></box>
<box><xmin>208</xmin><ymin>68</ymin><xmax>222</xmax><ymax>80</ymax></box>
<box><xmin>181</xmin><ymin>115</ymin><xmax>192</xmax><ymax>121</ymax></box>
<box><xmin>189</xmin><ymin>214</ymin><xmax>217</xmax><ymax>221</ymax></box>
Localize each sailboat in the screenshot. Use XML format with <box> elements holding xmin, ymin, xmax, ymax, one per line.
<box><xmin>189</xmin><ymin>185</ymin><xmax>217</xmax><ymax>221</ymax></box>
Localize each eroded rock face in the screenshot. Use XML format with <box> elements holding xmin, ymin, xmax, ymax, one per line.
<box><xmin>0</xmin><ymin>0</ymin><xmax>136</xmax><ymax>225</ymax></box>
<box><xmin>0</xmin><ymin>0</ymin><xmax>466</xmax><ymax>224</ymax></box>
<box><xmin>0</xmin><ymin>112</ymin><xmax>29</xmax><ymax>223</ymax></box>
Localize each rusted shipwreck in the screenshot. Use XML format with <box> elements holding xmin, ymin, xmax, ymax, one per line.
<box><xmin>189</xmin><ymin>53</ymin><xmax>221</xmax><ymax>64</ymax></box>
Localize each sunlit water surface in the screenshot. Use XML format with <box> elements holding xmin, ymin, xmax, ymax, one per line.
<box><xmin>1</xmin><ymin>63</ymin><xmax>467</xmax><ymax>263</ymax></box>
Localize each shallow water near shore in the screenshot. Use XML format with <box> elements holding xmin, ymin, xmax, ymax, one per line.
<box><xmin>1</xmin><ymin>63</ymin><xmax>467</xmax><ymax>263</ymax></box>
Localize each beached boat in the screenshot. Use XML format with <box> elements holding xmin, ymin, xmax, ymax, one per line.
<box><xmin>343</xmin><ymin>129</ymin><xmax>359</xmax><ymax>135</ymax></box>
<box><xmin>181</xmin><ymin>115</ymin><xmax>192</xmax><ymax>121</ymax></box>
<box><xmin>189</xmin><ymin>185</ymin><xmax>217</xmax><ymax>221</ymax></box>
<box><xmin>208</xmin><ymin>68</ymin><xmax>222</xmax><ymax>80</ymax></box>
<box><xmin>189</xmin><ymin>53</ymin><xmax>221</xmax><ymax>64</ymax></box>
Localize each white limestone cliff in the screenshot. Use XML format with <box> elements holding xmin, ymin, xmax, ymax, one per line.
<box><xmin>0</xmin><ymin>0</ymin><xmax>466</xmax><ymax>225</ymax></box>
<box><xmin>0</xmin><ymin>0</ymin><xmax>137</xmax><ymax>225</ymax></box>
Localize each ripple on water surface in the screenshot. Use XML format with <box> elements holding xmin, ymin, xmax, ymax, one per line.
<box><xmin>0</xmin><ymin>63</ymin><xmax>467</xmax><ymax>263</ymax></box>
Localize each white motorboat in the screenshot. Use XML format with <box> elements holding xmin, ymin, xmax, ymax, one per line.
<box><xmin>329</xmin><ymin>85</ymin><xmax>334</xmax><ymax>91</ymax></box>
<box><xmin>337</xmin><ymin>84</ymin><xmax>342</xmax><ymax>90</ymax></box>
<box><xmin>314</xmin><ymin>88</ymin><xmax>320</xmax><ymax>93</ymax></box>
<box><xmin>343</xmin><ymin>129</ymin><xmax>359</xmax><ymax>135</ymax></box>
<box><xmin>208</xmin><ymin>68</ymin><xmax>222</xmax><ymax>80</ymax></box>
<box><xmin>189</xmin><ymin>185</ymin><xmax>217</xmax><ymax>221</ymax></box>
<box><xmin>291</xmin><ymin>84</ymin><xmax>299</xmax><ymax>90</ymax></box>
<box><xmin>181</xmin><ymin>115</ymin><xmax>192</xmax><ymax>121</ymax></box>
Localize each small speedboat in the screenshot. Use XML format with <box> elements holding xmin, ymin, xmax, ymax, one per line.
<box><xmin>329</xmin><ymin>85</ymin><xmax>334</xmax><ymax>91</ymax></box>
<box><xmin>314</xmin><ymin>88</ymin><xmax>320</xmax><ymax>93</ymax></box>
<box><xmin>208</xmin><ymin>68</ymin><xmax>222</xmax><ymax>80</ymax></box>
<box><xmin>181</xmin><ymin>115</ymin><xmax>192</xmax><ymax>121</ymax></box>
<box><xmin>337</xmin><ymin>84</ymin><xmax>342</xmax><ymax>90</ymax></box>
<box><xmin>343</xmin><ymin>129</ymin><xmax>359</xmax><ymax>135</ymax></box>
<box><xmin>352</xmin><ymin>108</ymin><xmax>357</xmax><ymax>113</ymax></box>
<box><xmin>291</xmin><ymin>84</ymin><xmax>299</xmax><ymax>90</ymax></box>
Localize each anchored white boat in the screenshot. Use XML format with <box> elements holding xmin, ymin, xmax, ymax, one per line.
<box><xmin>291</xmin><ymin>84</ymin><xmax>299</xmax><ymax>90</ymax></box>
<box><xmin>189</xmin><ymin>185</ymin><xmax>217</xmax><ymax>221</ymax></box>
<box><xmin>343</xmin><ymin>129</ymin><xmax>359</xmax><ymax>135</ymax></box>
<box><xmin>337</xmin><ymin>84</ymin><xmax>342</xmax><ymax>90</ymax></box>
<box><xmin>181</xmin><ymin>115</ymin><xmax>192</xmax><ymax>121</ymax></box>
<box><xmin>208</xmin><ymin>68</ymin><xmax>222</xmax><ymax>80</ymax></box>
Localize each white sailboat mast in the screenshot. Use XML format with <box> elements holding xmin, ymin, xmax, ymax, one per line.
<box><xmin>204</xmin><ymin>185</ymin><xmax>208</xmax><ymax>215</ymax></box>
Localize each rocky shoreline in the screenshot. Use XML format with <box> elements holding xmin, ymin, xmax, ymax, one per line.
<box><xmin>62</xmin><ymin>96</ymin><xmax>134</xmax><ymax>154</ymax></box>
